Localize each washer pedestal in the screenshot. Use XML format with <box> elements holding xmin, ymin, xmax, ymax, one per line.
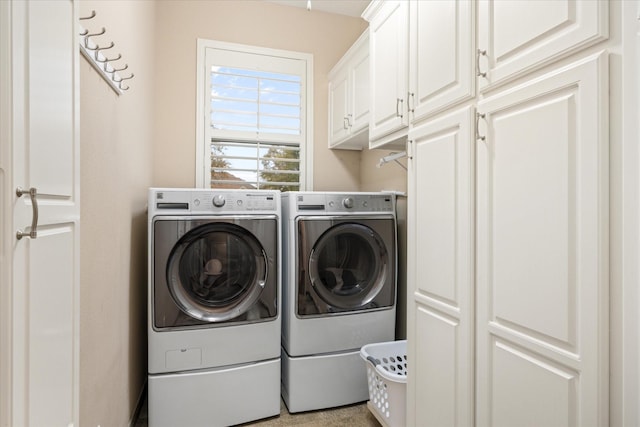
<box><xmin>149</xmin><ymin>358</ymin><xmax>280</xmax><ymax>427</ymax></box>
<box><xmin>281</xmin><ymin>348</ymin><xmax>368</xmax><ymax>413</ymax></box>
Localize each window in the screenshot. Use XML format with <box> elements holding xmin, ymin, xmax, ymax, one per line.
<box><xmin>196</xmin><ymin>39</ymin><xmax>313</xmax><ymax>190</ymax></box>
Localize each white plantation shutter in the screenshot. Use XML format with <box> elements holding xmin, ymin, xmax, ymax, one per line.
<box><xmin>198</xmin><ymin>41</ymin><xmax>312</xmax><ymax>190</ymax></box>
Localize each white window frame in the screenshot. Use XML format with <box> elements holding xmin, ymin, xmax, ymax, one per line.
<box><xmin>196</xmin><ymin>38</ymin><xmax>314</xmax><ymax>189</ymax></box>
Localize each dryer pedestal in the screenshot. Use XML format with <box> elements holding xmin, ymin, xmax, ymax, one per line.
<box><xmin>281</xmin><ymin>348</ymin><xmax>368</xmax><ymax>413</ymax></box>
<box><xmin>149</xmin><ymin>358</ymin><xmax>280</xmax><ymax>427</ymax></box>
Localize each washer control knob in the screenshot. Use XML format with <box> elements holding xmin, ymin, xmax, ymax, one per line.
<box><xmin>342</xmin><ymin>197</ymin><xmax>354</xmax><ymax>209</ymax></box>
<box><xmin>212</xmin><ymin>194</ymin><xmax>226</xmax><ymax>207</ymax></box>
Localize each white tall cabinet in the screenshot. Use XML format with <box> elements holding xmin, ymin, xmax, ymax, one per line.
<box><xmin>0</xmin><ymin>1</ymin><xmax>80</xmax><ymax>426</ymax></box>
<box><xmin>476</xmin><ymin>52</ymin><xmax>609</xmax><ymax>426</ymax></box>
<box><xmin>396</xmin><ymin>0</ymin><xmax>613</xmax><ymax>426</ymax></box>
<box><xmin>407</xmin><ymin>106</ymin><xmax>475</xmax><ymax>427</ymax></box>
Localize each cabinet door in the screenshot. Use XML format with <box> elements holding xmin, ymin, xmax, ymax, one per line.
<box><xmin>328</xmin><ymin>66</ymin><xmax>350</xmax><ymax>147</ymax></box>
<box><xmin>406</xmin><ymin>107</ymin><xmax>474</xmax><ymax>427</ymax></box>
<box><xmin>409</xmin><ymin>0</ymin><xmax>474</xmax><ymax>123</ymax></box>
<box><xmin>1</xmin><ymin>0</ymin><xmax>80</xmax><ymax>426</ymax></box>
<box><xmin>477</xmin><ymin>0</ymin><xmax>608</xmax><ymax>90</ymax></box>
<box><xmin>476</xmin><ymin>53</ymin><xmax>608</xmax><ymax>426</ymax></box>
<box><xmin>349</xmin><ymin>40</ymin><xmax>369</xmax><ymax>134</ymax></box>
<box><xmin>368</xmin><ymin>0</ymin><xmax>408</xmax><ymax>145</ymax></box>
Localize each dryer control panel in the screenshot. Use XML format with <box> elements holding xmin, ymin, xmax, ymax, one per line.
<box><xmin>294</xmin><ymin>193</ymin><xmax>394</xmax><ymax>213</ymax></box>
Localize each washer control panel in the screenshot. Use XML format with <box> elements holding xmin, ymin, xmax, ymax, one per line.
<box><xmin>153</xmin><ymin>189</ymin><xmax>278</xmax><ymax>213</ymax></box>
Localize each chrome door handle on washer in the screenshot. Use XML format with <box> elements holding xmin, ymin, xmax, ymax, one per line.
<box><xmin>16</xmin><ymin>187</ymin><xmax>38</xmax><ymax>240</ymax></box>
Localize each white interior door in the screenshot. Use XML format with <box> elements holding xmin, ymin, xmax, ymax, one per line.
<box><xmin>476</xmin><ymin>52</ymin><xmax>609</xmax><ymax>427</ymax></box>
<box><xmin>406</xmin><ymin>107</ymin><xmax>475</xmax><ymax>427</ymax></box>
<box><xmin>1</xmin><ymin>1</ymin><xmax>80</xmax><ymax>426</ymax></box>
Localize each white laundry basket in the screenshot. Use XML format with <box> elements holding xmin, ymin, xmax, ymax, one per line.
<box><xmin>360</xmin><ymin>340</ymin><xmax>407</xmax><ymax>427</ymax></box>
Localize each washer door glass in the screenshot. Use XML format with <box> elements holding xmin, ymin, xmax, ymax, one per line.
<box><xmin>167</xmin><ymin>223</ymin><xmax>267</xmax><ymax>322</ymax></box>
<box><xmin>308</xmin><ymin>223</ymin><xmax>388</xmax><ymax>309</ymax></box>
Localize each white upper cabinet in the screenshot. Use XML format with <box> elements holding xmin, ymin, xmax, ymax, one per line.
<box><xmin>364</xmin><ymin>0</ymin><xmax>475</xmax><ymax>149</ymax></box>
<box><xmin>409</xmin><ymin>0</ymin><xmax>475</xmax><ymax>124</ymax></box>
<box><xmin>328</xmin><ymin>31</ymin><xmax>370</xmax><ymax>150</ymax></box>
<box><xmin>477</xmin><ymin>0</ymin><xmax>608</xmax><ymax>91</ymax></box>
<box><xmin>363</xmin><ymin>0</ymin><xmax>409</xmax><ymax>150</ymax></box>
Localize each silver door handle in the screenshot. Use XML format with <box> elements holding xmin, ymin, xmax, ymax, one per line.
<box><xmin>477</xmin><ymin>49</ymin><xmax>488</xmax><ymax>78</ymax></box>
<box><xmin>396</xmin><ymin>98</ymin><xmax>404</xmax><ymax>118</ymax></box>
<box><xmin>408</xmin><ymin>92</ymin><xmax>415</xmax><ymax>113</ymax></box>
<box><xmin>476</xmin><ymin>112</ymin><xmax>486</xmax><ymax>142</ymax></box>
<box><xmin>16</xmin><ymin>187</ymin><xmax>38</xmax><ymax>240</ymax></box>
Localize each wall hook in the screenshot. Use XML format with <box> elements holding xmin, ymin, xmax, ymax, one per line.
<box><xmin>84</xmin><ymin>27</ymin><xmax>105</xmax><ymax>49</ymax></box>
<box><xmin>111</xmin><ymin>64</ymin><xmax>129</xmax><ymax>73</ymax></box>
<box><xmin>78</xmin><ymin>15</ymin><xmax>133</xmax><ymax>95</ymax></box>
<box><xmin>114</xmin><ymin>73</ymin><xmax>134</xmax><ymax>83</ymax></box>
<box><xmin>79</xmin><ymin>10</ymin><xmax>96</xmax><ymax>20</ymax></box>
<box><xmin>101</xmin><ymin>53</ymin><xmax>122</xmax><ymax>69</ymax></box>
<box><xmin>94</xmin><ymin>42</ymin><xmax>115</xmax><ymax>60</ymax></box>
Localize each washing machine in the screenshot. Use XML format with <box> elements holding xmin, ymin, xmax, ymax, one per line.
<box><xmin>147</xmin><ymin>188</ymin><xmax>281</xmax><ymax>427</ymax></box>
<box><xmin>281</xmin><ymin>191</ymin><xmax>397</xmax><ymax>412</ymax></box>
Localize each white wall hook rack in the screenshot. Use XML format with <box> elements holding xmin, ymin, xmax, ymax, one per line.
<box><xmin>78</xmin><ymin>10</ymin><xmax>133</xmax><ymax>94</ymax></box>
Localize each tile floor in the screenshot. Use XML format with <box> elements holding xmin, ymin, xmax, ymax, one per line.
<box><xmin>134</xmin><ymin>397</ymin><xmax>381</xmax><ymax>427</ymax></box>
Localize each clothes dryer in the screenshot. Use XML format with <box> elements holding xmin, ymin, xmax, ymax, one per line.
<box><xmin>281</xmin><ymin>192</ymin><xmax>397</xmax><ymax>412</ymax></box>
<box><xmin>147</xmin><ymin>188</ymin><xmax>281</xmax><ymax>427</ymax></box>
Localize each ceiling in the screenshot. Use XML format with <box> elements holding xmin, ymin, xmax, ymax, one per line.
<box><xmin>265</xmin><ymin>0</ymin><xmax>370</xmax><ymax>18</ymax></box>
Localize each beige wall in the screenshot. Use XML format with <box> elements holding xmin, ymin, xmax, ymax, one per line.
<box><xmin>79</xmin><ymin>1</ymin><xmax>155</xmax><ymax>426</ymax></box>
<box><xmin>153</xmin><ymin>0</ymin><xmax>367</xmax><ymax>190</ymax></box>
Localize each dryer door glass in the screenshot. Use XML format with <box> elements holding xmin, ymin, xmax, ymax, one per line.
<box><xmin>166</xmin><ymin>223</ymin><xmax>267</xmax><ymax>322</ymax></box>
<box><xmin>307</xmin><ymin>223</ymin><xmax>388</xmax><ymax>310</ymax></box>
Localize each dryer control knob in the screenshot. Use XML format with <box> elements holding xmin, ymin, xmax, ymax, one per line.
<box><xmin>212</xmin><ymin>194</ymin><xmax>226</xmax><ymax>207</ymax></box>
<box><xmin>342</xmin><ymin>197</ymin><xmax>354</xmax><ymax>209</ymax></box>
